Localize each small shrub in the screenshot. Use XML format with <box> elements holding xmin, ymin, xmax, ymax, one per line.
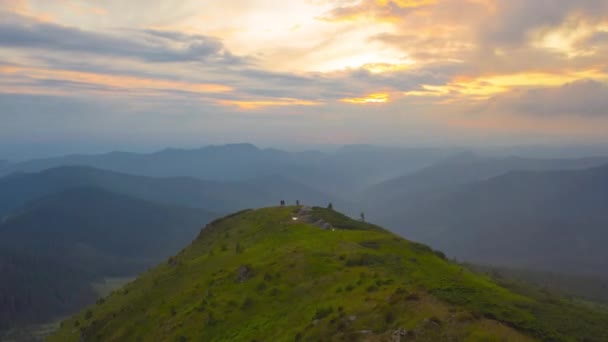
<box><xmin>359</xmin><ymin>241</ymin><xmax>380</xmax><ymax>249</ymax></box>
<box><xmin>406</xmin><ymin>292</ymin><xmax>421</xmax><ymax>301</ymax></box>
<box><xmin>314</xmin><ymin>306</ymin><xmax>334</xmax><ymax>320</ymax></box>
<box><xmin>429</xmin><ymin>316</ymin><xmax>442</xmax><ymax>325</ymax></box>
<box><xmin>385</xmin><ymin>312</ymin><xmax>395</xmax><ymax>324</ymax></box>
<box><xmin>345</xmin><ymin>254</ymin><xmax>385</xmax><ymax>267</ymax></box>
<box><xmin>454</xmin><ymin>311</ymin><xmax>474</xmax><ymax>322</ymax></box>
<box><xmin>241</xmin><ymin>297</ymin><xmax>254</xmax><ymax>310</ymax></box>
<box><xmin>411</xmin><ymin>242</ymin><xmax>433</xmax><ymax>254</ymax></box>
<box><xmin>366</xmin><ymin>285</ymin><xmax>378</xmax><ymax>292</ymax></box>
<box><xmin>256</xmin><ymin>282</ymin><xmax>267</xmax><ymax>292</ymax></box>
<box><xmin>207</xmin><ymin>312</ymin><xmax>219</xmax><ymax>326</ymax></box>
<box><xmin>433</xmin><ymin>249</ymin><xmax>447</xmax><ymax>260</ymax></box>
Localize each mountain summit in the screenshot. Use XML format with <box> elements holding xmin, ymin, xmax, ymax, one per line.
<box><xmin>51</xmin><ymin>207</ymin><xmax>608</xmax><ymax>341</ymax></box>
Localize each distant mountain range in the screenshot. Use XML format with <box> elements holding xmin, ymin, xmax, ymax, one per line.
<box><xmin>0</xmin><ymin>166</ymin><xmax>344</xmax><ymax>216</ymax></box>
<box><xmin>370</xmin><ymin>162</ymin><xmax>608</xmax><ymax>278</ymax></box>
<box><xmin>360</xmin><ymin>153</ymin><xmax>608</xmax><ymax>215</ymax></box>
<box><xmin>0</xmin><ymin>187</ymin><xmax>216</xmax><ymax>330</ymax></box>
<box><xmin>0</xmin><ymin>143</ymin><xmax>453</xmax><ymax>196</ymax></box>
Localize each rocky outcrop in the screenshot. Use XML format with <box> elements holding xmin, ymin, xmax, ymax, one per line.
<box><xmin>236</xmin><ymin>265</ymin><xmax>254</xmax><ymax>282</ymax></box>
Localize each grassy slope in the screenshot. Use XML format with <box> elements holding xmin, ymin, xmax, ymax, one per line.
<box><xmin>50</xmin><ymin>207</ymin><xmax>608</xmax><ymax>342</ymax></box>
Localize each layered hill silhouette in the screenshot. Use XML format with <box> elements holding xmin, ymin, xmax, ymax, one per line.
<box><xmin>378</xmin><ymin>164</ymin><xmax>608</xmax><ymax>278</ymax></box>
<box><xmin>50</xmin><ymin>207</ymin><xmax>608</xmax><ymax>341</ymax></box>
<box><xmin>0</xmin><ymin>166</ymin><xmax>342</xmax><ymax>216</ymax></box>
<box><xmin>0</xmin><ymin>187</ymin><xmax>215</xmax><ymax>330</ymax></box>
<box><xmin>361</xmin><ymin>154</ymin><xmax>608</xmax><ymax>217</ymax></box>
<box><xmin>0</xmin><ymin>144</ymin><xmax>450</xmax><ymax>196</ymax></box>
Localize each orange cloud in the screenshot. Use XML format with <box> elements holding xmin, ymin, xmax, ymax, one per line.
<box><xmin>375</xmin><ymin>0</ymin><xmax>437</xmax><ymax>8</ymax></box>
<box><xmin>341</xmin><ymin>93</ymin><xmax>390</xmax><ymax>104</ymax></box>
<box><xmin>406</xmin><ymin>70</ymin><xmax>608</xmax><ymax>99</ymax></box>
<box><xmin>0</xmin><ymin>65</ymin><xmax>233</xmax><ymax>95</ymax></box>
<box><xmin>361</xmin><ymin>63</ymin><xmax>412</xmax><ymax>73</ymax></box>
<box><xmin>218</xmin><ymin>98</ymin><xmax>322</xmax><ymax>110</ymax></box>
<box><xmin>1</xmin><ymin>0</ymin><xmax>54</xmax><ymax>22</ymax></box>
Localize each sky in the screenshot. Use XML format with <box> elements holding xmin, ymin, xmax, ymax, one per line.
<box><xmin>2</xmin><ymin>0</ymin><xmax>608</xmax><ymax>158</ymax></box>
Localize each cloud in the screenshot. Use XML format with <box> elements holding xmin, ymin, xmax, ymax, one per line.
<box><xmin>0</xmin><ymin>13</ymin><xmax>246</xmax><ymax>64</ymax></box>
<box><xmin>485</xmin><ymin>79</ymin><xmax>608</xmax><ymax>117</ymax></box>
<box><xmin>480</xmin><ymin>0</ymin><xmax>608</xmax><ymax>47</ymax></box>
<box><xmin>321</xmin><ymin>0</ymin><xmax>437</xmax><ymax>22</ymax></box>
<box><xmin>2</xmin><ymin>0</ymin><xmax>608</xmax><ymax>149</ymax></box>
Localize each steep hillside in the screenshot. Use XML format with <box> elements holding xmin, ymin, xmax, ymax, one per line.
<box><xmin>0</xmin><ymin>188</ymin><xmax>215</xmax><ymax>331</ymax></box>
<box><xmin>0</xmin><ymin>166</ymin><xmax>342</xmax><ymax>216</ymax></box>
<box><xmin>385</xmin><ymin>164</ymin><xmax>608</xmax><ymax>278</ymax></box>
<box><xmin>51</xmin><ymin>207</ymin><xmax>608</xmax><ymax>341</ymax></box>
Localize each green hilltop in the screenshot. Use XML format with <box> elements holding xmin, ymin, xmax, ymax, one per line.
<box><xmin>50</xmin><ymin>207</ymin><xmax>608</xmax><ymax>341</ymax></box>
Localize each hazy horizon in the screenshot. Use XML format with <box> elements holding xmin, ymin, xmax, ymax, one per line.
<box><xmin>4</xmin><ymin>141</ymin><xmax>608</xmax><ymax>162</ymax></box>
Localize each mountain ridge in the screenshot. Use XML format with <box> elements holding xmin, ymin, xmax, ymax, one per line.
<box><xmin>50</xmin><ymin>206</ymin><xmax>608</xmax><ymax>341</ymax></box>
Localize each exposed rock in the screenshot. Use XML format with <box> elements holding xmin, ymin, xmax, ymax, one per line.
<box><xmin>392</xmin><ymin>328</ymin><xmax>408</xmax><ymax>342</ymax></box>
<box><xmin>168</xmin><ymin>257</ymin><xmax>178</xmax><ymax>267</ymax></box>
<box><xmin>418</xmin><ymin>317</ymin><xmax>442</xmax><ymax>333</ymax></box>
<box><xmin>298</xmin><ymin>207</ymin><xmax>312</xmax><ymax>215</ymax></box>
<box><xmin>236</xmin><ymin>265</ymin><xmax>254</xmax><ymax>282</ymax></box>
<box><xmin>321</xmin><ymin>222</ymin><xmax>333</xmax><ymax>230</ymax></box>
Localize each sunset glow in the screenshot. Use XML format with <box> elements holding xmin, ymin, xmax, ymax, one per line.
<box><xmin>1</xmin><ymin>0</ymin><xmax>608</xmax><ymax>147</ymax></box>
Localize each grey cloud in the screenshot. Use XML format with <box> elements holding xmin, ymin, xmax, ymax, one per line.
<box><xmin>487</xmin><ymin>79</ymin><xmax>608</xmax><ymax>117</ymax></box>
<box><xmin>0</xmin><ymin>12</ymin><xmax>246</xmax><ymax>64</ymax></box>
<box><xmin>321</xmin><ymin>0</ymin><xmax>428</xmax><ymax>21</ymax></box>
<box><xmin>586</xmin><ymin>31</ymin><xmax>608</xmax><ymax>46</ymax></box>
<box><xmin>481</xmin><ymin>0</ymin><xmax>608</xmax><ymax>47</ymax></box>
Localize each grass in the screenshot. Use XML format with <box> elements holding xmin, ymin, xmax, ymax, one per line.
<box><xmin>50</xmin><ymin>206</ymin><xmax>608</xmax><ymax>342</ymax></box>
